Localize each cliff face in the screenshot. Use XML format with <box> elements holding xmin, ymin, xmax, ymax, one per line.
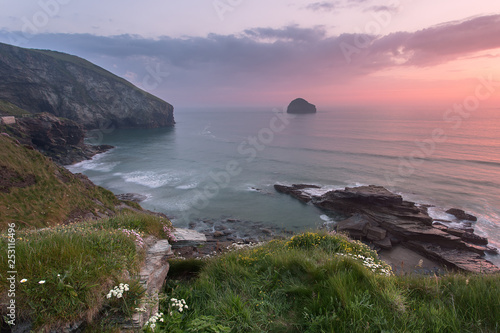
<box><xmin>2</xmin><ymin>113</ymin><xmax>113</xmax><ymax>165</ymax></box>
<box><xmin>0</xmin><ymin>42</ymin><xmax>174</xmax><ymax>129</ymax></box>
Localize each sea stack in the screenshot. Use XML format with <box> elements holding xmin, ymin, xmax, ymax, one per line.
<box><xmin>287</xmin><ymin>98</ymin><xmax>317</xmax><ymax>114</ymax></box>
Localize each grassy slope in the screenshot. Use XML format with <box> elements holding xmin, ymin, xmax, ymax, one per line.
<box><xmin>160</xmin><ymin>233</ymin><xmax>500</xmax><ymax>333</ymax></box>
<box><xmin>0</xmin><ymin>133</ymin><xmax>175</xmax><ymax>331</ymax></box>
<box><xmin>0</xmin><ymin>134</ymin><xmax>117</xmax><ymax>229</ymax></box>
<box><xmin>0</xmin><ymin>99</ymin><xmax>29</xmax><ymax>116</ymax></box>
<box><xmin>0</xmin><ymin>213</ymin><xmax>174</xmax><ymax>331</ymax></box>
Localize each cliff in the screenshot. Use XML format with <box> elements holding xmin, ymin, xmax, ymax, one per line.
<box><xmin>1</xmin><ymin>112</ymin><xmax>113</xmax><ymax>165</ymax></box>
<box><xmin>0</xmin><ymin>132</ymin><xmax>168</xmax><ymax>229</ymax></box>
<box><xmin>0</xmin><ymin>42</ymin><xmax>174</xmax><ymax>129</ymax></box>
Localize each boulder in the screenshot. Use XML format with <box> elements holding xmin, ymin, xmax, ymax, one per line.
<box><xmin>446</xmin><ymin>208</ymin><xmax>477</xmax><ymax>221</ymax></box>
<box><xmin>172</xmin><ymin>228</ymin><xmax>207</xmax><ymax>248</ymax></box>
<box><xmin>366</xmin><ymin>226</ymin><xmax>387</xmax><ymax>241</ymax></box>
<box><xmin>373</xmin><ymin>237</ymin><xmax>392</xmax><ymax>250</ymax></box>
<box><xmin>116</xmin><ymin>193</ymin><xmax>148</xmax><ymax>203</ymax></box>
<box><xmin>274</xmin><ymin>184</ymin><xmax>320</xmax><ymax>203</ymax></box>
<box><xmin>286</xmin><ymin>98</ymin><xmax>317</xmax><ymax>114</ymax></box>
<box><xmin>336</xmin><ymin>214</ymin><xmax>371</xmax><ymax>238</ymax></box>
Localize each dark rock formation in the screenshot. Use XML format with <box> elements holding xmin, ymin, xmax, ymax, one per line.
<box><xmin>3</xmin><ymin>112</ymin><xmax>113</xmax><ymax>165</ymax></box>
<box><xmin>0</xmin><ymin>42</ymin><xmax>174</xmax><ymax>129</ymax></box>
<box><xmin>286</xmin><ymin>98</ymin><xmax>317</xmax><ymax>114</ymax></box>
<box><xmin>446</xmin><ymin>208</ymin><xmax>478</xmax><ymax>221</ymax></box>
<box><xmin>116</xmin><ymin>193</ymin><xmax>148</xmax><ymax>203</ymax></box>
<box><xmin>275</xmin><ymin>184</ymin><xmax>499</xmax><ymax>273</ymax></box>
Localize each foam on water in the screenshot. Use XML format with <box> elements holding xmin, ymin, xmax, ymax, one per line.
<box><xmin>118</xmin><ymin>171</ymin><xmax>178</xmax><ymax>188</ymax></box>
<box><xmin>66</xmin><ymin>152</ymin><xmax>119</xmax><ymax>173</ymax></box>
<box><xmin>427</xmin><ymin>207</ymin><xmax>454</xmax><ymax>222</ymax></box>
<box><xmin>176</xmin><ymin>182</ymin><xmax>199</xmax><ymax>190</ymax></box>
<box><xmin>320</xmin><ymin>214</ymin><xmax>335</xmax><ymax>224</ymax></box>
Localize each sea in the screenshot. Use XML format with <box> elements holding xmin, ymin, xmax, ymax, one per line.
<box><xmin>67</xmin><ymin>107</ymin><xmax>500</xmax><ymax>266</ymax></box>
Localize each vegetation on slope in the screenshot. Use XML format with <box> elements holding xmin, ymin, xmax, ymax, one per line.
<box><xmin>156</xmin><ymin>232</ymin><xmax>500</xmax><ymax>333</ymax></box>
<box><xmin>0</xmin><ymin>212</ymin><xmax>174</xmax><ymax>331</ymax></box>
<box><xmin>0</xmin><ymin>134</ymin><xmax>117</xmax><ymax>229</ymax></box>
<box><xmin>0</xmin><ymin>133</ymin><xmax>176</xmax><ymax>331</ymax></box>
<box><xmin>0</xmin><ymin>99</ymin><xmax>29</xmax><ymax>116</ymax></box>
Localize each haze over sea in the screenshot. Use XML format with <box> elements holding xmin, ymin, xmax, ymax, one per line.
<box><xmin>68</xmin><ymin>107</ymin><xmax>500</xmax><ymax>265</ymax></box>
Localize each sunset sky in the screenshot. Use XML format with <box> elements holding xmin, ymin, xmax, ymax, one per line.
<box><xmin>1</xmin><ymin>0</ymin><xmax>500</xmax><ymax>110</ymax></box>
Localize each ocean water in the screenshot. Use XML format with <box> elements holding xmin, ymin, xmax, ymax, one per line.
<box><xmin>67</xmin><ymin>107</ymin><xmax>500</xmax><ymax>265</ymax></box>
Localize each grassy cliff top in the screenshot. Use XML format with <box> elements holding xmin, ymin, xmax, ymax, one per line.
<box><xmin>161</xmin><ymin>232</ymin><xmax>500</xmax><ymax>332</ymax></box>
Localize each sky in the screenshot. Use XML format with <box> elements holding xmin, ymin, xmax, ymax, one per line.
<box><xmin>0</xmin><ymin>0</ymin><xmax>500</xmax><ymax>110</ymax></box>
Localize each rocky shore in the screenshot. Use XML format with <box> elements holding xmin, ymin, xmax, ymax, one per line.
<box><xmin>274</xmin><ymin>184</ymin><xmax>500</xmax><ymax>274</ymax></box>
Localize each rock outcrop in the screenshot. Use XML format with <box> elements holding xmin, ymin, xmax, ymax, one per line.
<box><xmin>123</xmin><ymin>237</ymin><xmax>173</xmax><ymax>331</ymax></box>
<box><xmin>2</xmin><ymin>113</ymin><xmax>112</xmax><ymax>165</ymax></box>
<box><xmin>275</xmin><ymin>184</ymin><xmax>499</xmax><ymax>273</ymax></box>
<box><xmin>446</xmin><ymin>208</ymin><xmax>478</xmax><ymax>221</ymax></box>
<box><xmin>0</xmin><ymin>42</ymin><xmax>174</xmax><ymax>129</ymax></box>
<box><xmin>286</xmin><ymin>98</ymin><xmax>316</xmax><ymax>114</ymax></box>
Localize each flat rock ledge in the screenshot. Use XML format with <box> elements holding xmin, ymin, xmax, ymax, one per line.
<box><xmin>274</xmin><ymin>184</ymin><xmax>500</xmax><ymax>274</ymax></box>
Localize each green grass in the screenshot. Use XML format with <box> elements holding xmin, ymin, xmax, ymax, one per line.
<box><xmin>156</xmin><ymin>232</ymin><xmax>500</xmax><ymax>333</ymax></box>
<box><xmin>0</xmin><ymin>212</ymin><xmax>174</xmax><ymax>331</ymax></box>
<box><xmin>0</xmin><ymin>99</ymin><xmax>29</xmax><ymax>116</ymax></box>
<box><xmin>0</xmin><ymin>134</ymin><xmax>118</xmax><ymax>229</ymax></box>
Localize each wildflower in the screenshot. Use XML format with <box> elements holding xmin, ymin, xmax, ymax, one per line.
<box><xmin>39</xmin><ymin>280</ymin><xmax>46</xmax><ymax>284</ymax></box>
<box><xmin>106</xmin><ymin>283</ymin><xmax>130</xmax><ymax>299</ymax></box>
<box><xmin>20</xmin><ymin>279</ymin><xmax>27</xmax><ymax>283</ymax></box>
<box><xmin>144</xmin><ymin>312</ymin><xmax>164</xmax><ymax>329</ymax></box>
